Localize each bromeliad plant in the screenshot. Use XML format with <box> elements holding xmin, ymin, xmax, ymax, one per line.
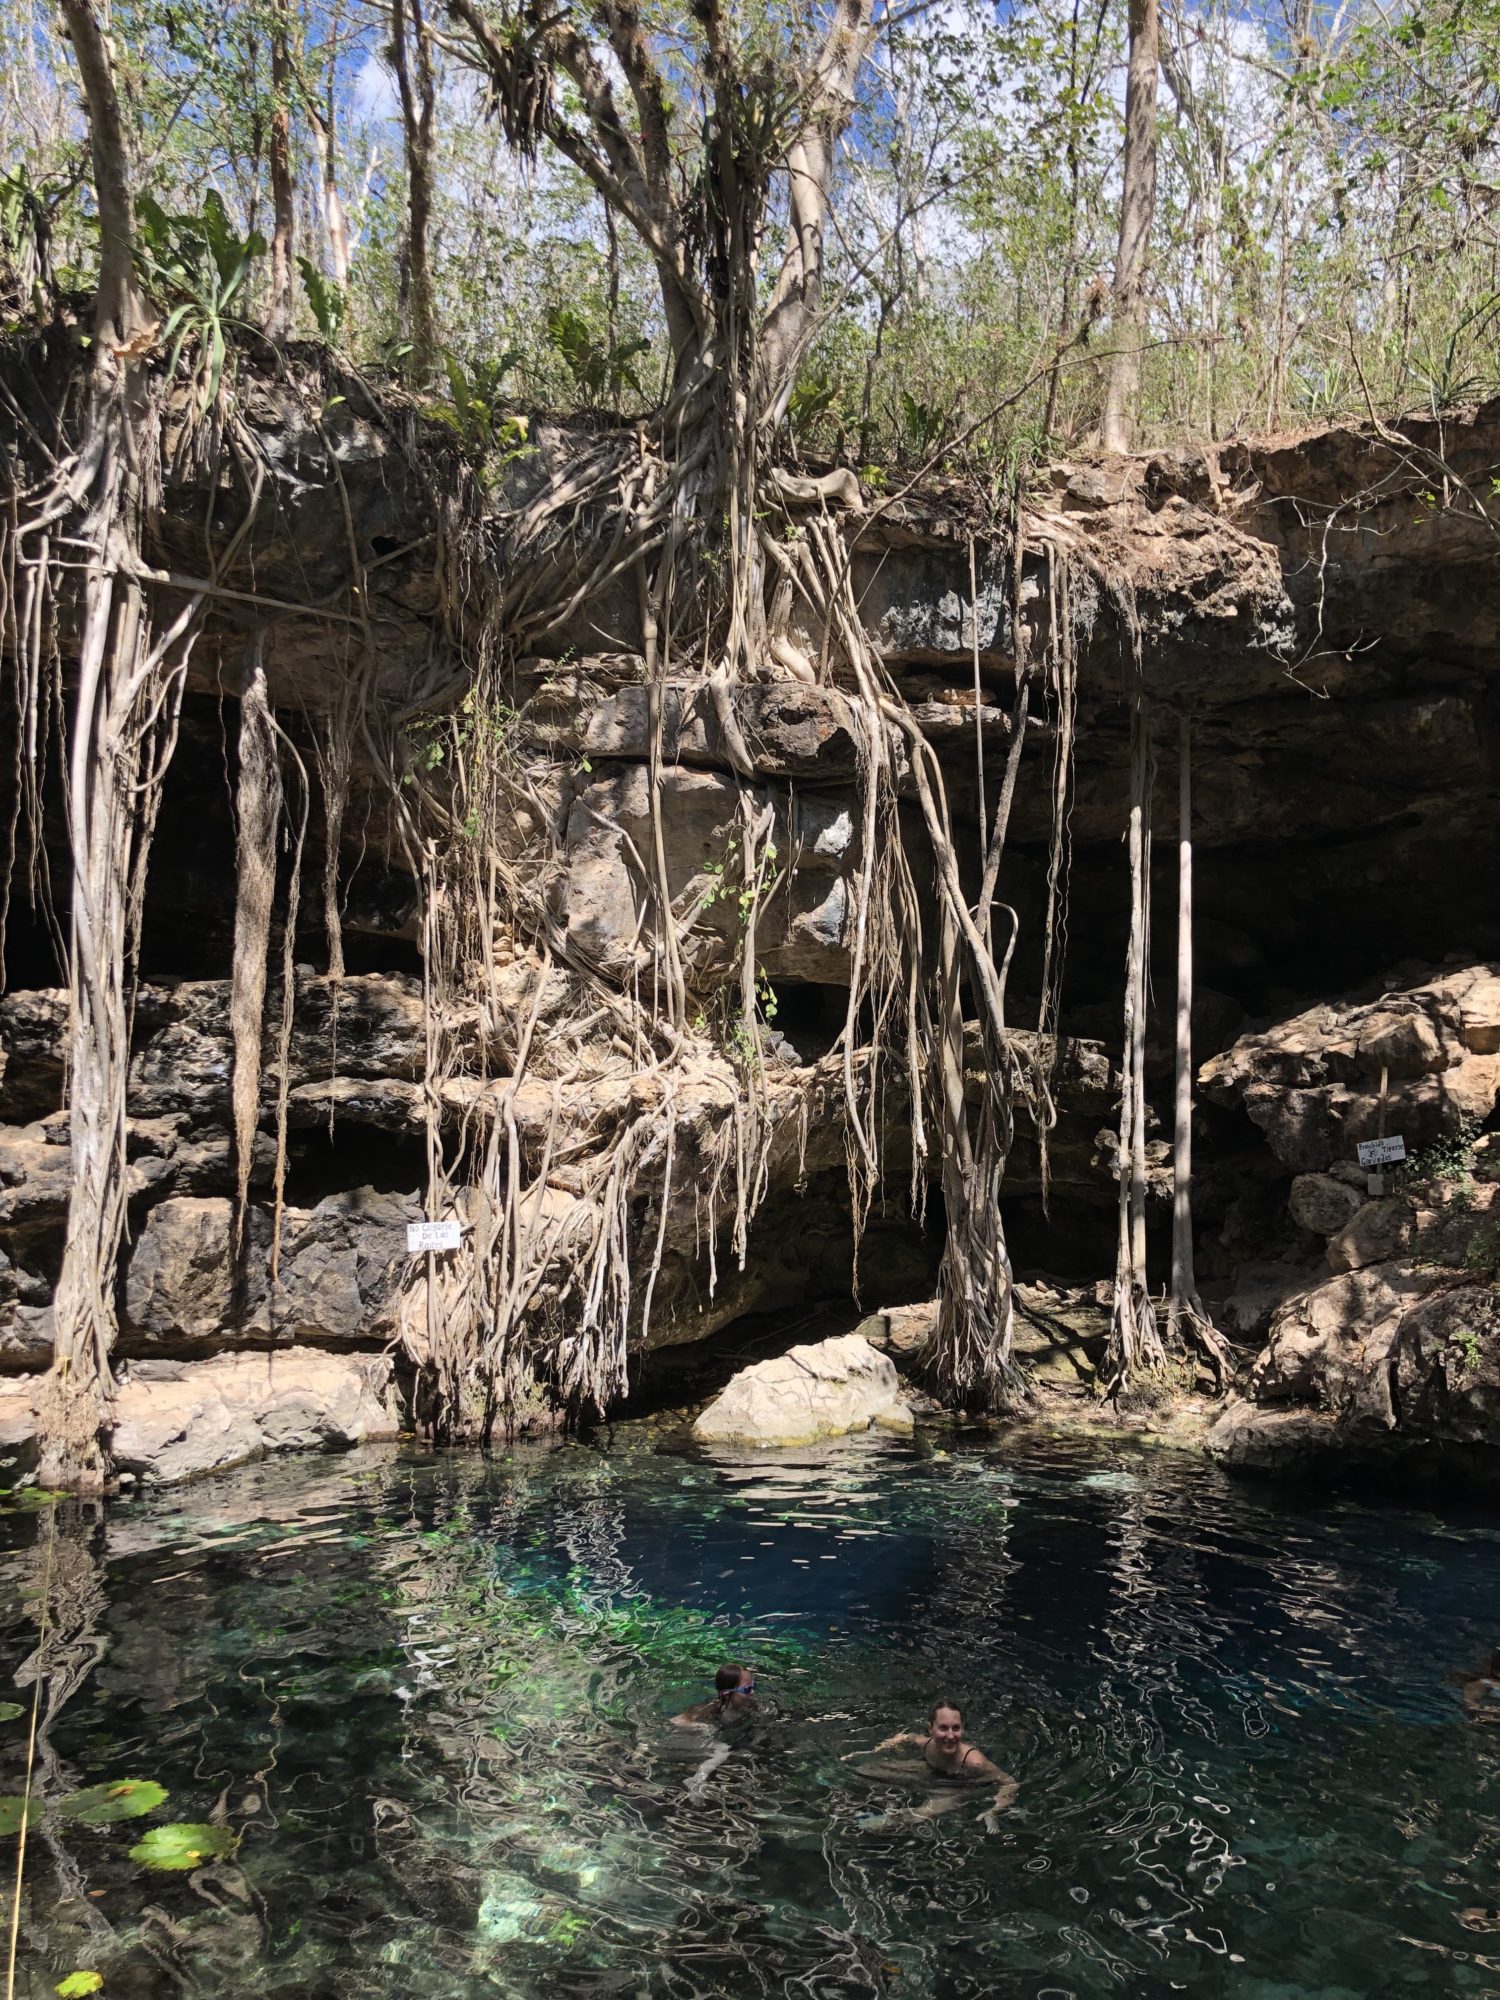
<box><xmin>134</xmin><ymin>189</ymin><xmax>266</xmax><ymax>409</ymax></box>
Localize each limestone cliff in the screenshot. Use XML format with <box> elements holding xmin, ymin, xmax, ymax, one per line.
<box><xmin>5</xmin><ymin>364</ymin><xmax>1500</xmax><ymax>1484</ymax></box>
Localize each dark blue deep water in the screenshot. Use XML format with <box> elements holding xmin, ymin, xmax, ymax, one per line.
<box><xmin>3</xmin><ymin>1428</ymin><xmax>1500</xmax><ymax>1998</ymax></box>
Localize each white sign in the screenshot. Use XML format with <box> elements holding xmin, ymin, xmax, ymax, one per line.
<box><xmin>406</xmin><ymin>1219</ymin><xmax>462</xmax><ymax>1254</ymax></box>
<box><xmin>1356</xmin><ymin>1135</ymin><xmax>1406</xmax><ymax>1169</ymax></box>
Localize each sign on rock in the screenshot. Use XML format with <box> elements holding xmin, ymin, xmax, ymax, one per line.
<box><xmin>406</xmin><ymin>1219</ymin><xmax>462</xmax><ymax>1254</ymax></box>
<box><xmin>1356</xmin><ymin>1135</ymin><xmax>1406</xmax><ymax>1168</ymax></box>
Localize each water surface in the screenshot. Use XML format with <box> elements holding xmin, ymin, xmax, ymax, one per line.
<box><xmin>3</xmin><ymin>1428</ymin><xmax>1499</xmax><ymax>1998</ymax></box>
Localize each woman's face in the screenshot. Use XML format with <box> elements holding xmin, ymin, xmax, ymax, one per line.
<box><xmin>930</xmin><ymin>1706</ymin><xmax>963</xmax><ymax>1752</ymax></box>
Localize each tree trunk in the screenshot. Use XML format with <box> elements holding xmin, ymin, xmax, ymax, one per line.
<box><xmin>1101</xmin><ymin>0</ymin><xmax>1159</xmax><ymax>454</ymax></box>
<box><xmin>38</xmin><ymin>0</ymin><xmax>200</xmax><ymax>1491</ymax></box>
<box><xmin>306</xmin><ymin>85</ymin><xmax>351</xmax><ymax>286</ymax></box>
<box><xmin>1106</xmin><ymin>696</ymin><xmax>1163</xmax><ymax>1390</ymax></box>
<box><xmin>266</xmin><ymin>0</ymin><xmax>297</xmax><ymax>340</ymax></box>
<box><xmin>391</xmin><ymin>0</ymin><xmax>437</xmax><ymax>380</ymax></box>
<box><xmin>1165</xmin><ymin>714</ymin><xmax>1232</xmax><ymax>1382</ymax></box>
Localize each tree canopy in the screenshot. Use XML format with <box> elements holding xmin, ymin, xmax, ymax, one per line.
<box><xmin>7</xmin><ymin>0</ymin><xmax>1500</xmax><ymax>461</ymax></box>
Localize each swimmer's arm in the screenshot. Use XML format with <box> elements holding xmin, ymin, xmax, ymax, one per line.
<box><xmin>966</xmin><ymin>1752</ymin><xmax>1018</xmax><ymax>1822</ymax></box>
<box><xmin>842</xmin><ymin>1732</ymin><xmax>921</xmax><ymax>1760</ymax></box>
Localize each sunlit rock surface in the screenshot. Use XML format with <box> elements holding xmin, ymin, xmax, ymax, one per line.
<box><xmin>692</xmin><ymin>1334</ymin><xmax>912</xmax><ymax>1447</ymax></box>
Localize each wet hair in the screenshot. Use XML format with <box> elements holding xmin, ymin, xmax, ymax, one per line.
<box><xmin>715</xmin><ymin>1663</ymin><xmax>747</xmax><ymax>1694</ymax></box>
<box><xmin>929</xmin><ymin>1700</ymin><xmax>963</xmax><ymax>1725</ymax></box>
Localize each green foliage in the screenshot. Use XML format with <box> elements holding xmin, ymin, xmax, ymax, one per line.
<box><xmin>0</xmin><ymin>1703</ymin><xmax>20</xmax><ymax>1722</ymax></box>
<box><xmin>54</xmin><ymin>1974</ymin><xmax>104</xmax><ymax>1998</ymax></box>
<box><xmin>432</xmin><ymin>349</ymin><xmax>527</xmax><ymax>454</ymax></box>
<box><xmin>56</xmin><ymin>1779</ymin><xmax>169</xmax><ymax>1825</ymax></box>
<box><xmin>0</xmin><ymin>166</ymin><xmax>66</xmax><ymax>310</ymax></box>
<box><xmin>898</xmin><ymin>389</ymin><xmax>947</xmax><ymax>461</ymax></box>
<box><xmin>0</xmin><ymin>1484</ymin><xmax>64</xmax><ymax>1510</ymax></box>
<box><xmin>128</xmin><ymin>1821</ymin><xmax>237</xmax><ymax>1870</ymax></box>
<box><xmin>545</xmin><ymin>306</ymin><xmax>649</xmax><ymax>408</ymax></box>
<box><xmin>1463</xmin><ymin>1222</ymin><xmax>1500</xmax><ymax>1286</ymax></box>
<box><xmin>699</xmin><ymin>838</ymin><xmax>779</xmax><ymax>926</ymax></box>
<box><xmin>0</xmin><ymin>1795</ymin><xmax>35</xmax><ymax>1834</ymax></box>
<box><xmin>786</xmin><ymin>367</ymin><xmax>854</xmax><ymax>452</ymax></box>
<box><xmin>16</xmin><ymin>0</ymin><xmax>1500</xmax><ymax>454</ymax></box>
<box><xmin>297</xmin><ymin>256</ymin><xmax>346</xmax><ymax>348</ymax></box>
<box><xmin>1447</xmin><ymin>1322</ymin><xmax>1485</xmax><ymax>1372</ymax></box>
<box><xmin>135</xmin><ymin>190</ymin><xmax>265</xmax><ymax>408</ymax></box>
<box><xmin>1399</xmin><ymin>1118</ymin><xmax>1482</xmax><ymax>1193</ymax></box>
<box><xmin>403</xmin><ymin>687</ymin><xmax>517</xmax><ymax>796</ymax></box>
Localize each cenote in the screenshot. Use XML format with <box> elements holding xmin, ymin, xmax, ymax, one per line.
<box><xmin>4</xmin><ymin>1431</ymin><xmax>1500</xmax><ymax>2000</ymax></box>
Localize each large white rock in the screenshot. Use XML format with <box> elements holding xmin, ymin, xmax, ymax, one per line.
<box><xmin>691</xmin><ymin>1332</ymin><xmax>912</xmax><ymax>1447</ymax></box>
<box><xmin>0</xmin><ymin>1347</ymin><xmax>400</xmax><ymax>1485</ymax></box>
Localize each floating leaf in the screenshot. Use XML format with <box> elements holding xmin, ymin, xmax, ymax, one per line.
<box><xmin>55</xmin><ymin>1974</ymin><xmax>103</xmax><ymax>1997</ymax></box>
<box><xmin>0</xmin><ymin>1796</ymin><xmax>34</xmax><ymax>1836</ymax></box>
<box><xmin>0</xmin><ymin>1702</ymin><xmax>22</xmax><ymax>1722</ymax></box>
<box><xmin>128</xmin><ymin>1822</ymin><xmax>235</xmax><ymax>1871</ymax></box>
<box><xmin>57</xmin><ymin>1780</ymin><xmax>167</xmax><ymax>1825</ymax></box>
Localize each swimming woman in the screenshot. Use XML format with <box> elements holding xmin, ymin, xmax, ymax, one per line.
<box><xmin>847</xmin><ymin>1699</ymin><xmax>1017</xmax><ymax>1829</ymax></box>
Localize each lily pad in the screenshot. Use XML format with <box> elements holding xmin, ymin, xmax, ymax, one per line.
<box><xmin>0</xmin><ymin>1796</ymin><xmax>34</xmax><ymax>1836</ymax></box>
<box><xmin>57</xmin><ymin>1780</ymin><xmax>168</xmax><ymax>1825</ymax></box>
<box><xmin>55</xmin><ymin>1974</ymin><xmax>104</xmax><ymax>1997</ymax></box>
<box><xmin>0</xmin><ymin>1703</ymin><xmax>22</xmax><ymax>1722</ymax></box>
<box><xmin>128</xmin><ymin>1822</ymin><xmax>235</xmax><ymax>1871</ymax></box>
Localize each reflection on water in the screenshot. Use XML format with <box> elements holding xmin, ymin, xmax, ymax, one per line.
<box><xmin>3</xmin><ymin>1430</ymin><xmax>1500</xmax><ymax>1997</ymax></box>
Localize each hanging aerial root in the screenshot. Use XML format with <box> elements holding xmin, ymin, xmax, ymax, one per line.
<box><xmin>1165</xmin><ymin>710</ymin><xmax>1234</xmax><ymax>1387</ymax></box>
<box><xmin>228</xmin><ymin>634</ymin><xmax>282</xmax><ymax>1259</ymax></box>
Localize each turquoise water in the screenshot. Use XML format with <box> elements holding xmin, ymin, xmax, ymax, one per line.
<box><xmin>3</xmin><ymin>1428</ymin><xmax>1500</xmax><ymax>1998</ymax></box>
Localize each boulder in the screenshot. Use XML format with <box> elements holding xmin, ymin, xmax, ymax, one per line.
<box><xmin>691</xmin><ymin>1332</ymin><xmax>912</xmax><ymax>1446</ymax></box>
<box><xmin>112</xmin><ymin>1350</ymin><xmax>401</xmax><ymax>1483</ymax></box>
<box><xmin>1288</xmin><ymin>1172</ymin><xmax>1363</xmax><ymax>1238</ymax></box>
<box><xmin>1217</xmin><ymin>1255</ymin><xmax>1323</xmax><ymax>1344</ymax></box>
<box><xmin>1325</xmin><ymin>1196</ymin><xmax>1415</xmax><ymax>1273</ymax></box>
<box><xmin>1245</xmin><ymin>1262</ymin><xmax>1431</xmax><ymax>1420</ymax></box>
<box><xmin>1213</xmin><ymin>1238</ymin><xmax>1500</xmax><ymax>1484</ymax></box>
<box><xmin>0</xmin><ymin>1347</ymin><xmax>400</xmax><ymax>1485</ymax></box>
<box><xmin>1391</xmin><ymin>1285</ymin><xmax>1500</xmax><ymax>1444</ymax></box>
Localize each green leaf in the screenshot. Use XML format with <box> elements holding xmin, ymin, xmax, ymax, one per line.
<box><xmin>129</xmin><ymin>1822</ymin><xmax>235</xmax><ymax>1871</ymax></box>
<box><xmin>56</xmin><ymin>1779</ymin><xmax>168</xmax><ymax>1825</ymax></box>
<box><xmin>55</xmin><ymin>1973</ymin><xmax>104</xmax><ymax>1997</ymax></box>
<box><xmin>0</xmin><ymin>1702</ymin><xmax>23</xmax><ymax>1722</ymax></box>
<box><xmin>0</xmin><ymin>1796</ymin><xmax>34</xmax><ymax>1836</ymax></box>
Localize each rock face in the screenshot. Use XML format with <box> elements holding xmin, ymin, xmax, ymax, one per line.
<box><xmin>120</xmin><ymin>1188</ymin><xmax>418</xmax><ymax>1356</ymax></box>
<box><xmin>691</xmin><ymin>1334</ymin><xmax>912</xmax><ymax>1447</ymax></box>
<box><xmin>12</xmin><ymin>388</ymin><xmax>1500</xmax><ymax>1489</ymax></box>
<box><xmin>1201</xmin><ymin>965</ymin><xmax>1500</xmax><ymax>1174</ymax></box>
<box><xmin>0</xmin><ymin>1348</ymin><xmax>400</xmax><ymax>1485</ymax></box>
<box><xmin>1204</xmin><ymin>981</ymin><xmax>1500</xmax><ymax>1486</ymax></box>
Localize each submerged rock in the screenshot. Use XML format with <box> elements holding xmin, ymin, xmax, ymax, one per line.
<box><xmin>691</xmin><ymin>1333</ymin><xmax>912</xmax><ymax>1447</ymax></box>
